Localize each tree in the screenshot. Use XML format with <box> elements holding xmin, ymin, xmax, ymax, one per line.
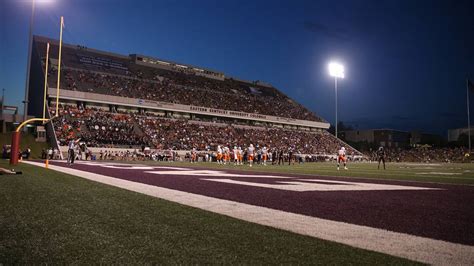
<box><xmin>328</xmin><ymin>121</ymin><xmax>353</xmax><ymax>137</ymax></box>
<box><xmin>457</xmin><ymin>133</ymin><xmax>474</xmax><ymax>148</ymax></box>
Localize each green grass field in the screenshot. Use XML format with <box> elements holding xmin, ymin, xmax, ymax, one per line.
<box><xmin>123</xmin><ymin>160</ymin><xmax>474</xmax><ymax>186</ymax></box>
<box><xmin>0</xmin><ymin>160</ymin><xmax>419</xmax><ymax>264</ymax></box>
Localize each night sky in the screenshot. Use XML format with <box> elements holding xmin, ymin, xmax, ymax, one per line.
<box><xmin>1</xmin><ymin>0</ymin><xmax>473</xmax><ymax>136</ymax></box>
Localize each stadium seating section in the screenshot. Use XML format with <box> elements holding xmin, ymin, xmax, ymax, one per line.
<box><xmin>51</xmin><ymin>106</ymin><xmax>358</xmax><ymax>155</ymax></box>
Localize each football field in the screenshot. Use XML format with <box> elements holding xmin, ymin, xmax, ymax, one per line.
<box><xmin>1</xmin><ymin>159</ymin><xmax>473</xmax><ymax>264</ymax></box>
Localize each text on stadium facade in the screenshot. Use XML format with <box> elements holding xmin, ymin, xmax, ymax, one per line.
<box><xmin>190</xmin><ymin>106</ymin><xmax>266</xmax><ymax>119</ymax></box>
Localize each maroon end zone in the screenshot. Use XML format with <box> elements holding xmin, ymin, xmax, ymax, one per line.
<box><xmin>51</xmin><ymin>161</ymin><xmax>474</xmax><ymax>246</ymax></box>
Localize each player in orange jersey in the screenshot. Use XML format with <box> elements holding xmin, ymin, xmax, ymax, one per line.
<box><xmin>337</xmin><ymin>147</ymin><xmax>348</xmax><ymax>170</ymax></box>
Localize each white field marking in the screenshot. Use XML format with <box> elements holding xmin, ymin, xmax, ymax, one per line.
<box><xmin>145</xmin><ymin>170</ymin><xmax>287</xmax><ymax>179</ymax></box>
<box><xmin>23</xmin><ymin>161</ymin><xmax>473</xmax><ymax>265</ymax></box>
<box><xmin>103</xmin><ymin>165</ymin><xmax>156</xmax><ymax>170</ymax></box>
<box><xmin>101</xmin><ymin>165</ymin><xmax>191</xmax><ymax>171</ymax></box>
<box><xmin>71</xmin><ymin>161</ymin><xmax>145</xmax><ymax>166</ymax></box>
<box><xmin>68</xmin><ymin>161</ymin><xmax>190</xmax><ymax>171</ymax></box>
<box><xmin>201</xmin><ymin>178</ymin><xmax>438</xmax><ymax>192</ymax></box>
<box><xmin>146</xmin><ymin>170</ymin><xmax>439</xmax><ymax>192</ymax></box>
<box><xmin>416</xmin><ymin>172</ymin><xmax>462</xmax><ymax>176</ymax></box>
<box><xmin>403</xmin><ymin>163</ymin><xmax>442</xmax><ymax>167</ymax></box>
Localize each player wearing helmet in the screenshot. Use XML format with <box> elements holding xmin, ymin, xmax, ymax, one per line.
<box><xmin>248</xmin><ymin>144</ymin><xmax>255</xmax><ymax>167</ymax></box>
<box><xmin>337</xmin><ymin>146</ymin><xmax>348</xmax><ymax>170</ymax></box>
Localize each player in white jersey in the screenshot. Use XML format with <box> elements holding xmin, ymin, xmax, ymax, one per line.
<box><xmin>238</xmin><ymin>146</ymin><xmax>243</xmax><ymax>165</ymax></box>
<box><xmin>233</xmin><ymin>146</ymin><xmax>239</xmax><ymax>165</ymax></box>
<box><xmin>217</xmin><ymin>145</ymin><xmax>223</xmax><ymax>164</ymax></box>
<box><xmin>261</xmin><ymin>146</ymin><xmax>268</xmax><ymax>166</ymax></box>
<box><xmin>337</xmin><ymin>147</ymin><xmax>348</xmax><ymax>170</ymax></box>
<box><xmin>248</xmin><ymin>144</ymin><xmax>255</xmax><ymax>167</ymax></box>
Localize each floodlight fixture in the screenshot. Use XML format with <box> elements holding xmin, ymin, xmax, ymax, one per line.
<box><xmin>328</xmin><ymin>62</ymin><xmax>345</xmax><ymax>79</ymax></box>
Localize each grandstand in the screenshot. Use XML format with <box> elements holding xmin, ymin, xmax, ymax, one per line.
<box><xmin>27</xmin><ymin>35</ymin><xmax>361</xmax><ymax>158</ymax></box>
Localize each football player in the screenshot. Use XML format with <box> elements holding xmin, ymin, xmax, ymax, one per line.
<box><xmin>337</xmin><ymin>146</ymin><xmax>348</xmax><ymax>170</ymax></box>
<box><xmin>377</xmin><ymin>146</ymin><xmax>386</xmax><ymax>170</ymax></box>
<box><xmin>248</xmin><ymin>144</ymin><xmax>255</xmax><ymax>167</ymax></box>
<box><xmin>191</xmin><ymin>147</ymin><xmax>197</xmax><ymax>163</ymax></box>
<box><xmin>217</xmin><ymin>145</ymin><xmax>223</xmax><ymax>164</ymax></box>
<box><xmin>262</xmin><ymin>145</ymin><xmax>268</xmax><ymax>166</ymax></box>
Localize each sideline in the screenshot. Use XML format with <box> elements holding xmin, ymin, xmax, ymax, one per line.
<box><xmin>23</xmin><ymin>161</ymin><xmax>474</xmax><ymax>265</ymax></box>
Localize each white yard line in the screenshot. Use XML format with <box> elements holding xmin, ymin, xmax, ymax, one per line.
<box><xmin>24</xmin><ymin>161</ymin><xmax>474</xmax><ymax>265</ymax></box>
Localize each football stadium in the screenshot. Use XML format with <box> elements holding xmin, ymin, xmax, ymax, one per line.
<box><xmin>1</xmin><ymin>1</ymin><xmax>474</xmax><ymax>264</ymax></box>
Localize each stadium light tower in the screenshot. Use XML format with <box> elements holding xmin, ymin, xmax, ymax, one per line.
<box><xmin>328</xmin><ymin>62</ymin><xmax>345</xmax><ymax>139</ymax></box>
<box><xmin>23</xmin><ymin>0</ymin><xmax>53</xmax><ymax>124</ymax></box>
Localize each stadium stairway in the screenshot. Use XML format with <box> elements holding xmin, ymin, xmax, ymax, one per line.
<box><xmin>131</xmin><ymin>120</ymin><xmax>145</xmax><ymax>137</ymax></box>
<box><xmin>79</xmin><ymin>124</ymin><xmax>90</xmax><ymax>136</ymax></box>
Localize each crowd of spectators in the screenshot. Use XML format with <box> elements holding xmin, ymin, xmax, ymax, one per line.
<box><xmin>94</xmin><ymin>149</ymin><xmax>178</xmax><ymax>162</ymax></box>
<box><xmin>137</xmin><ymin>116</ymin><xmax>355</xmax><ymax>155</ymax></box>
<box><xmin>51</xmin><ymin>106</ymin><xmax>357</xmax><ymax>156</ymax></box>
<box><xmin>81</xmin><ymin>111</ymin><xmax>145</xmax><ymax>147</ymax></box>
<box><xmin>51</xmin><ymin>106</ymin><xmax>147</xmax><ymax>147</ymax></box>
<box><xmin>47</xmin><ymin>66</ymin><xmax>322</xmax><ymax>122</ymax></box>
<box><xmin>368</xmin><ymin>147</ymin><xmax>470</xmax><ymax>163</ymax></box>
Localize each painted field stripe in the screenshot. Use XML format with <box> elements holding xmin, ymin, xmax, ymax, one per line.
<box><xmin>200</xmin><ymin>178</ymin><xmax>439</xmax><ymax>191</ymax></box>
<box><xmin>24</xmin><ymin>161</ymin><xmax>474</xmax><ymax>265</ymax></box>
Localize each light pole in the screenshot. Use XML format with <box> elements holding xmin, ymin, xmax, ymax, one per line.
<box><xmin>23</xmin><ymin>0</ymin><xmax>36</xmax><ymax>123</ymax></box>
<box><xmin>23</xmin><ymin>0</ymin><xmax>53</xmax><ymax>124</ymax></box>
<box><xmin>328</xmin><ymin>62</ymin><xmax>345</xmax><ymax>139</ymax></box>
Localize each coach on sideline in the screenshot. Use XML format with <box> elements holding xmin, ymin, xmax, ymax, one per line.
<box><xmin>67</xmin><ymin>138</ymin><xmax>81</xmax><ymax>165</ymax></box>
